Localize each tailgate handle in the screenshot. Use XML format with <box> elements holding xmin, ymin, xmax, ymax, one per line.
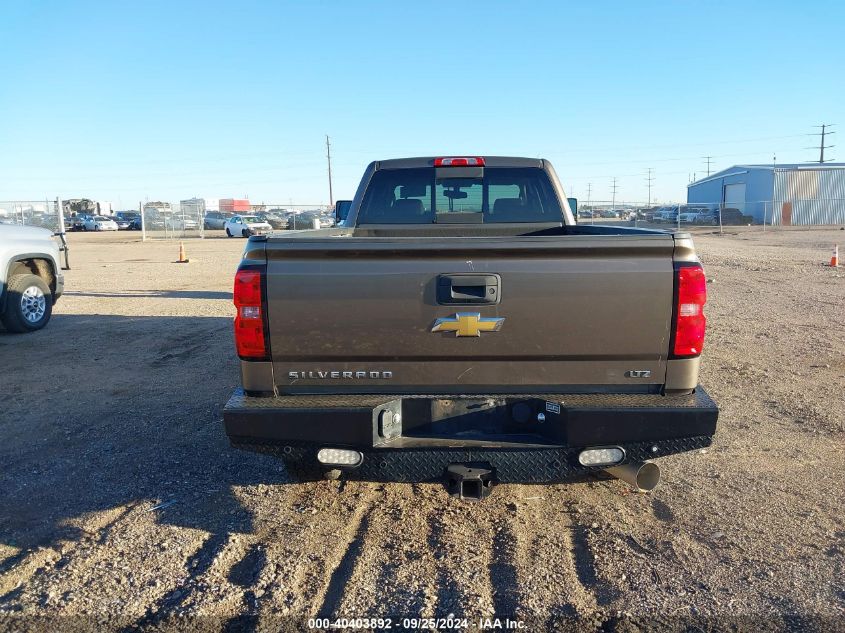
<box><xmin>437</xmin><ymin>274</ymin><xmax>500</xmax><ymax>305</ymax></box>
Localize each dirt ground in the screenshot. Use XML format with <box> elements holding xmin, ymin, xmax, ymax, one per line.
<box><xmin>1</xmin><ymin>227</ymin><xmax>843</xmax><ymax>631</ymax></box>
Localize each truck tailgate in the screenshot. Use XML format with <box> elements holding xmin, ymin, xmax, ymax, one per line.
<box><xmin>265</xmin><ymin>234</ymin><xmax>676</xmax><ymax>394</ymax></box>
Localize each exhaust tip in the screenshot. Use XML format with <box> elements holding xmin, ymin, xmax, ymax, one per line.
<box><xmin>606</xmin><ymin>461</ymin><xmax>661</xmax><ymax>492</ymax></box>
<box><xmin>634</xmin><ymin>462</ymin><xmax>661</xmax><ymax>491</ymax></box>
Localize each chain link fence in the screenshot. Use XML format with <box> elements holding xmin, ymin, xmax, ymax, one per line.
<box><xmin>581</xmin><ymin>200</ymin><xmax>757</xmax><ymax>232</ymax></box>
<box><xmin>250</xmin><ymin>204</ymin><xmax>332</xmax><ymax>231</ymax></box>
<box><xmin>10</xmin><ymin>195</ymin><xmax>838</xmax><ymax>243</ymax></box>
<box><xmin>577</xmin><ymin>199</ymin><xmax>845</xmax><ymax>232</ymax></box>
<box><xmin>0</xmin><ymin>199</ymin><xmax>62</xmax><ymax>231</ymax></box>
<box><xmin>0</xmin><ymin>199</ymin><xmax>71</xmax><ymax>268</ymax></box>
<box><xmin>141</xmin><ymin>201</ymin><xmax>205</xmax><ymax>240</ymax></box>
<box><xmin>138</xmin><ymin>201</ymin><xmax>334</xmax><ymax>239</ymax></box>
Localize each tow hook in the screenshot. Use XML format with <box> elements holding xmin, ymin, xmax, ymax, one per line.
<box><xmin>446</xmin><ymin>464</ymin><xmax>495</xmax><ymax>501</ymax></box>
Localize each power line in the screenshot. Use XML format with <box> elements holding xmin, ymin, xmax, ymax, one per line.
<box><xmin>509</xmin><ymin>133</ymin><xmax>811</xmax><ymax>159</ymax></box>
<box><xmin>645</xmin><ymin>168</ymin><xmax>654</xmax><ymax>207</ymax></box>
<box><xmin>547</xmin><ymin>147</ymin><xmax>806</xmax><ymax>169</ymax></box>
<box><xmin>610</xmin><ymin>177</ymin><xmax>618</xmax><ymax>211</ymax></box>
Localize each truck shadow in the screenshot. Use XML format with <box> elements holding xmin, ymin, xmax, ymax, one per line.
<box><xmin>62</xmin><ymin>290</ymin><xmax>232</xmax><ymax>300</ymax></box>
<box><xmin>0</xmin><ymin>313</ymin><xmax>284</xmax><ymax>574</ymax></box>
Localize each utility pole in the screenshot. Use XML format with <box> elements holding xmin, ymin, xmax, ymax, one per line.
<box><xmin>810</xmin><ymin>124</ymin><xmax>835</xmax><ymax>163</ymax></box>
<box><xmin>326</xmin><ymin>135</ymin><xmax>334</xmax><ymax>207</ymax></box>
<box><xmin>610</xmin><ymin>177</ymin><xmax>618</xmax><ymax>216</ymax></box>
<box><xmin>703</xmin><ymin>156</ymin><xmax>713</xmax><ymax>176</ymax></box>
<box><xmin>643</xmin><ymin>168</ymin><xmax>654</xmax><ymax>229</ymax></box>
<box><xmin>586</xmin><ymin>182</ymin><xmax>592</xmax><ymax>225</ymax></box>
<box><xmin>764</xmin><ymin>153</ymin><xmax>776</xmax><ymax>231</ymax></box>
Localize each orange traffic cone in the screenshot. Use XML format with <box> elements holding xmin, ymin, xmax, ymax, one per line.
<box><xmin>176</xmin><ymin>241</ymin><xmax>189</xmax><ymax>264</ymax></box>
<box><xmin>831</xmin><ymin>245</ymin><xmax>839</xmax><ymax>267</ymax></box>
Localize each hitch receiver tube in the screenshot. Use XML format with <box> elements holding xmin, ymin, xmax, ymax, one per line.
<box><xmin>446</xmin><ymin>464</ymin><xmax>495</xmax><ymax>501</ymax></box>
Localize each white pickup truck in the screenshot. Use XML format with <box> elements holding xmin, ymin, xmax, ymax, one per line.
<box><xmin>0</xmin><ymin>225</ymin><xmax>66</xmax><ymax>332</ymax></box>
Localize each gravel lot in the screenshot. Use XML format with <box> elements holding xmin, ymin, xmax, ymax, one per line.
<box><xmin>1</xmin><ymin>228</ymin><xmax>843</xmax><ymax>631</ymax></box>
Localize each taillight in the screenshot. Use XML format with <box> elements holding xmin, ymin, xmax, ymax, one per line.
<box><xmin>671</xmin><ymin>263</ymin><xmax>707</xmax><ymax>358</ymax></box>
<box><xmin>233</xmin><ymin>268</ymin><xmax>269</xmax><ymax>360</ymax></box>
<box><xmin>434</xmin><ymin>156</ymin><xmax>485</xmax><ymax>167</ymax></box>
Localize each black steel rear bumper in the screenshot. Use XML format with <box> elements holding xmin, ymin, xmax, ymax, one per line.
<box><xmin>223</xmin><ymin>388</ymin><xmax>718</xmax><ymax>483</ymax></box>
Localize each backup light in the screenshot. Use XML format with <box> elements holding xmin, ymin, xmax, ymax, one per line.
<box><xmin>317</xmin><ymin>448</ymin><xmax>363</xmax><ymax>466</ymax></box>
<box><xmin>434</xmin><ymin>156</ymin><xmax>485</xmax><ymax>167</ymax></box>
<box><xmin>578</xmin><ymin>447</ymin><xmax>625</xmax><ymax>467</ymax></box>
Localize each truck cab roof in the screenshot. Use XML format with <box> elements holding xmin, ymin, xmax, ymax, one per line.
<box><xmin>373</xmin><ymin>156</ymin><xmax>546</xmax><ymax>170</ymax></box>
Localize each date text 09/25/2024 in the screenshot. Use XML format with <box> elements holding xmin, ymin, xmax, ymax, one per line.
<box><xmin>308</xmin><ymin>617</ymin><xmax>526</xmax><ymax>630</ymax></box>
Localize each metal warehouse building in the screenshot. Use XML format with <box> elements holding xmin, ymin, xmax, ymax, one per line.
<box><xmin>687</xmin><ymin>163</ymin><xmax>845</xmax><ymax>225</ymax></box>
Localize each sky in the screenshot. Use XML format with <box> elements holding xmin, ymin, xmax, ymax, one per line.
<box><xmin>1</xmin><ymin>1</ymin><xmax>842</xmax><ymax>208</ymax></box>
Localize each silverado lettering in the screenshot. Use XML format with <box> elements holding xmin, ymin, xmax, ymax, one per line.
<box><xmin>288</xmin><ymin>371</ymin><xmax>393</xmax><ymax>380</ymax></box>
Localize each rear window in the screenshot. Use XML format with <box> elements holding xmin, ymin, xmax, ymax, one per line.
<box><xmin>357</xmin><ymin>167</ymin><xmax>562</xmax><ymax>224</ymax></box>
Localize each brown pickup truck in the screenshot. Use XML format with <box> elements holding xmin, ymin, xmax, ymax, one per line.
<box><xmin>223</xmin><ymin>156</ymin><xmax>718</xmax><ymax>499</ymax></box>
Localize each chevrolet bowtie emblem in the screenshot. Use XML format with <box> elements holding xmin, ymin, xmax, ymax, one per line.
<box><xmin>431</xmin><ymin>313</ymin><xmax>505</xmax><ymax>337</ymax></box>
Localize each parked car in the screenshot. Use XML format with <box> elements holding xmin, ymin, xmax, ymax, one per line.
<box><xmin>683</xmin><ymin>204</ymin><xmax>719</xmax><ymax>224</ymax></box>
<box><xmin>83</xmin><ymin>216</ymin><xmax>119</xmax><ymax>231</ymax></box>
<box><xmin>255</xmin><ymin>212</ymin><xmax>287</xmax><ymax>230</ymax></box>
<box><xmin>203</xmin><ymin>211</ymin><xmax>234</xmax><ymax>230</ymax></box>
<box><xmin>654</xmin><ymin>206</ymin><xmax>680</xmax><ymax>224</ymax></box>
<box><xmin>0</xmin><ymin>224</ymin><xmax>65</xmax><ymax>332</ymax></box>
<box><xmin>68</xmin><ymin>214</ymin><xmax>91</xmax><ymax>231</ymax></box>
<box><xmin>166</xmin><ymin>214</ymin><xmax>199</xmax><ymax>231</ymax></box>
<box><xmin>287</xmin><ymin>212</ymin><xmax>320</xmax><ymax>230</ymax></box>
<box><xmin>711</xmin><ymin>208</ymin><xmax>753</xmax><ymax>225</ymax></box>
<box><xmin>639</xmin><ymin>208</ymin><xmax>661</xmax><ymax>222</ymax></box>
<box><xmin>115</xmin><ymin>212</ymin><xmax>139</xmax><ymax>230</ymax></box>
<box><xmin>692</xmin><ymin>209</ymin><xmax>717</xmax><ymax>224</ymax></box>
<box><xmin>143</xmin><ymin>213</ymin><xmax>167</xmax><ymax>230</ymax></box>
<box><xmin>30</xmin><ymin>215</ymin><xmax>60</xmax><ymax>231</ymax></box>
<box><xmin>224</xmin><ymin>215</ymin><xmax>273</xmax><ymax>237</ymax></box>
